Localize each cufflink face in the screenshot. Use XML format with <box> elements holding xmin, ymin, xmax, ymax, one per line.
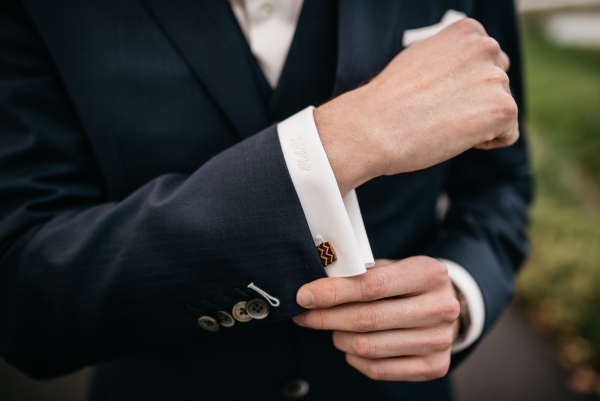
<box><xmin>317</xmin><ymin>241</ymin><xmax>337</xmax><ymax>267</ymax></box>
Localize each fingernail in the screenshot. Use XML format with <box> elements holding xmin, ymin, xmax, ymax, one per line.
<box><xmin>293</xmin><ymin>313</ymin><xmax>306</xmax><ymax>326</ymax></box>
<box><xmin>297</xmin><ymin>288</ymin><xmax>314</xmax><ymax>308</ymax></box>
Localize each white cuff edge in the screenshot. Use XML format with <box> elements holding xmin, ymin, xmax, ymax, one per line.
<box><xmin>439</xmin><ymin>258</ymin><xmax>486</xmax><ymax>354</ymax></box>
<box><xmin>277</xmin><ymin>106</ymin><xmax>374</xmax><ymax>277</ymax></box>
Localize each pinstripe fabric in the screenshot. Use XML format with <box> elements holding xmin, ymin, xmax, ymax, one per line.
<box><xmin>0</xmin><ymin>0</ymin><xmax>531</xmax><ymax>399</ymax></box>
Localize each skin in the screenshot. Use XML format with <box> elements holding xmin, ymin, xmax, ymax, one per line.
<box><xmin>297</xmin><ymin>19</ymin><xmax>517</xmax><ymax>381</ymax></box>
<box><xmin>293</xmin><ymin>258</ymin><xmax>460</xmax><ymax>381</ymax></box>
<box><xmin>314</xmin><ymin>18</ymin><xmax>517</xmax><ymax>195</ymax></box>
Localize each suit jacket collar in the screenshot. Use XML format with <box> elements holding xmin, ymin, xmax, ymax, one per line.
<box><xmin>142</xmin><ymin>0</ymin><xmax>271</xmax><ymax>139</ymax></box>
<box><xmin>143</xmin><ymin>0</ymin><xmax>403</xmax><ymax>138</ymax></box>
<box><xmin>334</xmin><ymin>0</ymin><xmax>404</xmax><ymax>96</ymax></box>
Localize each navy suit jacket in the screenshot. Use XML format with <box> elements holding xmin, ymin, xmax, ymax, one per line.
<box><xmin>0</xmin><ymin>0</ymin><xmax>531</xmax><ymax>399</ymax></box>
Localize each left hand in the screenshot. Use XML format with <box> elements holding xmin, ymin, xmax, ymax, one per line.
<box><xmin>293</xmin><ymin>256</ymin><xmax>460</xmax><ymax>381</ymax></box>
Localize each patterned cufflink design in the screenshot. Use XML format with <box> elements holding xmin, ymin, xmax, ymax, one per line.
<box><xmin>317</xmin><ymin>241</ymin><xmax>337</xmax><ymax>267</ymax></box>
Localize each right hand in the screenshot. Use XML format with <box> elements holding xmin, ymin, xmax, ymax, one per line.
<box><xmin>315</xmin><ymin>18</ymin><xmax>519</xmax><ymax>194</ymax></box>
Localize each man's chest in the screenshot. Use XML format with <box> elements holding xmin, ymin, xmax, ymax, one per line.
<box><xmin>24</xmin><ymin>0</ymin><xmax>467</xmax><ymax>198</ymax></box>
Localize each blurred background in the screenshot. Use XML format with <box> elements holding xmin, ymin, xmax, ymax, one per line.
<box><xmin>1</xmin><ymin>0</ymin><xmax>599</xmax><ymax>399</ymax></box>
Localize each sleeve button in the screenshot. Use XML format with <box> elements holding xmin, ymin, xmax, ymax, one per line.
<box><xmin>281</xmin><ymin>378</ymin><xmax>309</xmax><ymax>399</ymax></box>
<box><xmin>232</xmin><ymin>301</ymin><xmax>253</xmax><ymax>322</ymax></box>
<box><xmin>198</xmin><ymin>316</ymin><xmax>219</xmax><ymax>332</ymax></box>
<box><xmin>246</xmin><ymin>298</ymin><xmax>270</xmax><ymax>319</ymax></box>
<box><xmin>215</xmin><ymin>311</ymin><xmax>235</xmax><ymax>327</ymax></box>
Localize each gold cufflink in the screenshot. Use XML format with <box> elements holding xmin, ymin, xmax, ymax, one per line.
<box><xmin>316</xmin><ymin>236</ymin><xmax>337</xmax><ymax>267</ymax></box>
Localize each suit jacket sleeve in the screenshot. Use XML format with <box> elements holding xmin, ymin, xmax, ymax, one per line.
<box><xmin>425</xmin><ymin>0</ymin><xmax>533</xmax><ymax>362</ymax></box>
<box><xmin>0</xmin><ymin>1</ymin><xmax>325</xmax><ymax>379</ymax></box>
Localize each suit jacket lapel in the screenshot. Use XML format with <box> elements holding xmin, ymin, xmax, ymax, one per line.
<box><xmin>334</xmin><ymin>0</ymin><xmax>404</xmax><ymax>96</ymax></box>
<box><xmin>142</xmin><ymin>0</ymin><xmax>271</xmax><ymax>139</ymax></box>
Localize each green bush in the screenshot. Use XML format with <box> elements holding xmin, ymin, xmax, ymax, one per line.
<box><xmin>524</xmin><ymin>17</ymin><xmax>600</xmax><ymax>187</ymax></box>
<box><xmin>516</xmin><ymin>15</ymin><xmax>600</xmax><ymax>368</ymax></box>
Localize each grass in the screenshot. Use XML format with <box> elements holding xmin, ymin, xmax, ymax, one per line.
<box><xmin>524</xmin><ymin>17</ymin><xmax>600</xmax><ymax>189</ymax></box>
<box><xmin>515</xmin><ymin>13</ymin><xmax>600</xmax><ymax>374</ymax></box>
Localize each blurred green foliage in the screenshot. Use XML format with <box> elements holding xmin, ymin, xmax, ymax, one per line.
<box><xmin>516</xmin><ymin>14</ymin><xmax>600</xmax><ymax>366</ymax></box>
<box><xmin>524</xmin><ymin>17</ymin><xmax>600</xmax><ymax>187</ymax></box>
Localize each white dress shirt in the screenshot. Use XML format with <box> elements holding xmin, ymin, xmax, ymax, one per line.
<box><xmin>229</xmin><ymin>0</ymin><xmax>484</xmax><ymax>352</ymax></box>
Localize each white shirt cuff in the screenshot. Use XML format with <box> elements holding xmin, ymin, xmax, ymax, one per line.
<box><xmin>277</xmin><ymin>106</ymin><xmax>375</xmax><ymax>277</ymax></box>
<box><xmin>439</xmin><ymin>259</ymin><xmax>486</xmax><ymax>353</ymax></box>
<box><xmin>277</xmin><ymin>108</ymin><xmax>484</xmax><ymax>350</ymax></box>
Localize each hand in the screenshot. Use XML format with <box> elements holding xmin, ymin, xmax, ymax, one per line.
<box><xmin>315</xmin><ymin>18</ymin><xmax>518</xmax><ymax>194</ymax></box>
<box><xmin>292</xmin><ymin>257</ymin><xmax>460</xmax><ymax>381</ymax></box>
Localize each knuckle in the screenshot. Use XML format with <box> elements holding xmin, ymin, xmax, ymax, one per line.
<box><xmin>360</xmin><ymin>270</ymin><xmax>390</xmax><ymax>300</ymax></box>
<box><xmin>505</xmin><ymin>96</ymin><xmax>519</xmax><ymax>117</ymax></box>
<box><xmin>355</xmin><ymin>304</ymin><xmax>380</xmax><ymax>332</ymax></box>
<box><xmin>428</xmin><ymin>259</ymin><xmax>449</xmax><ymax>286</ymax></box>
<box><xmin>495</xmin><ymin>94</ymin><xmax>518</xmax><ymax>119</ymax></box>
<box><xmin>488</xmin><ymin>68</ymin><xmax>509</xmax><ymax>85</ymax></box>
<box><xmin>482</xmin><ymin>132</ymin><xmax>496</xmax><ymax>145</ymax></box>
<box><xmin>458</xmin><ymin>18</ymin><xmax>482</xmax><ymax>33</ymax></box>
<box><xmin>308</xmin><ymin>310</ymin><xmax>326</xmax><ymax>329</ymax></box>
<box><xmin>353</xmin><ymin>334</ymin><xmax>378</xmax><ymax>358</ymax></box>
<box><xmin>431</xmin><ymin>329</ymin><xmax>455</xmax><ymax>351</ymax></box>
<box><xmin>439</xmin><ymin>296</ymin><xmax>461</xmax><ymax>323</ymax></box>
<box><xmin>365</xmin><ymin>361</ymin><xmax>387</xmax><ymax>381</ymax></box>
<box><xmin>481</xmin><ymin>37</ymin><xmax>501</xmax><ymax>55</ymax></box>
<box><xmin>332</xmin><ymin>332</ymin><xmax>344</xmax><ymax>351</ymax></box>
<box><xmin>424</xmin><ymin>354</ymin><xmax>451</xmax><ymax>380</ymax></box>
<box><xmin>319</xmin><ymin>280</ymin><xmax>340</xmax><ymax>306</ymax></box>
<box><xmin>507</xmin><ymin>128</ymin><xmax>520</xmax><ymax>146</ymax></box>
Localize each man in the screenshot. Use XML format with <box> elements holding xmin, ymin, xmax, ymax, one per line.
<box><xmin>0</xmin><ymin>0</ymin><xmax>531</xmax><ymax>400</ymax></box>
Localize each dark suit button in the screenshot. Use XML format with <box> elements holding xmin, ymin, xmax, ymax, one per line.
<box><xmin>197</xmin><ymin>316</ymin><xmax>219</xmax><ymax>332</ymax></box>
<box><xmin>246</xmin><ymin>298</ymin><xmax>269</xmax><ymax>319</ymax></box>
<box><xmin>232</xmin><ymin>301</ymin><xmax>252</xmax><ymax>322</ymax></box>
<box><xmin>281</xmin><ymin>379</ymin><xmax>309</xmax><ymax>399</ymax></box>
<box><xmin>215</xmin><ymin>311</ymin><xmax>235</xmax><ymax>327</ymax></box>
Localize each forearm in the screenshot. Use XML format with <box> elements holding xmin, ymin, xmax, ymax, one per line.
<box><xmin>0</xmin><ymin>126</ymin><xmax>326</xmax><ymax>378</ymax></box>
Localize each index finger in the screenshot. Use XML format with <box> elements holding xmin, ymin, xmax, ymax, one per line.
<box><xmin>296</xmin><ymin>256</ymin><xmax>447</xmax><ymax>308</ymax></box>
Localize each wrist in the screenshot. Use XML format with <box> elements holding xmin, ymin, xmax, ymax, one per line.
<box><xmin>314</xmin><ymin>91</ymin><xmax>381</xmax><ymax>194</ymax></box>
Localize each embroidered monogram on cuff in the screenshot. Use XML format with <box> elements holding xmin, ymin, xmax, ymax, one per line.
<box><xmin>277</xmin><ymin>107</ymin><xmax>374</xmax><ymax>277</ymax></box>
